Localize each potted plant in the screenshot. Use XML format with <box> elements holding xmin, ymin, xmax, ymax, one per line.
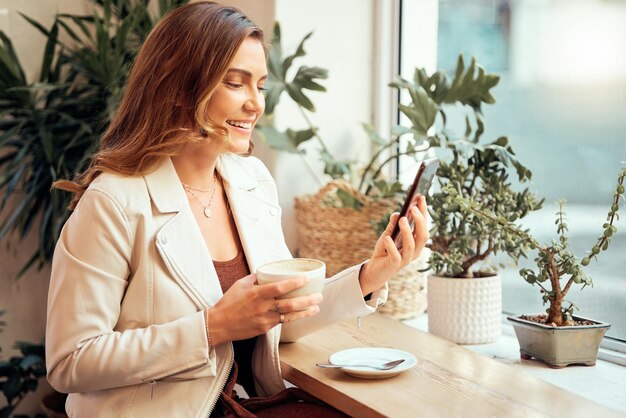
<box><xmin>0</xmin><ymin>310</ymin><xmax>50</xmax><ymax>417</ymax></box>
<box><xmin>255</xmin><ymin>23</ymin><xmax>437</xmax><ymax>319</ymax></box>
<box><xmin>385</xmin><ymin>56</ymin><xmax>543</xmax><ymax>343</ymax></box>
<box><xmin>453</xmin><ymin>167</ymin><xmax>625</xmax><ymax>366</ymax></box>
<box><xmin>0</xmin><ymin>0</ymin><xmax>187</xmax><ymax>278</ymax></box>
<box><xmin>257</xmin><ymin>28</ymin><xmax>544</xmax><ymax>325</ymax></box>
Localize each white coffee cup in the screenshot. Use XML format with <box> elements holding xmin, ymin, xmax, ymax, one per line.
<box><xmin>257</xmin><ymin>258</ymin><xmax>326</xmax><ymax>299</ymax></box>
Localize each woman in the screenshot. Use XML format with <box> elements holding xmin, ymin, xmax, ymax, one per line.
<box><xmin>46</xmin><ymin>2</ymin><xmax>429</xmax><ymax>417</ymax></box>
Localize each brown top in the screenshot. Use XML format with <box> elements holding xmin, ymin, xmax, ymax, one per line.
<box><xmin>213</xmin><ymin>249</ymin><xmax>258</xmax><ymax>397</ymax></box>
<box><xmin>213</xmin><ymin>249</ymin><xmax>249</xmax><ymax>294</ymax></box>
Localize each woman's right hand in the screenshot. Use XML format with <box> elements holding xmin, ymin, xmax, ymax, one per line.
<box><xmin>206</xmin><ymin>273</ymin><xmax>322</xmax><ymax>347</ymax></box>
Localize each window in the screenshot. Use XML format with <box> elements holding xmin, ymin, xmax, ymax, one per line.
<box><xmin>433</xmin><ymin>0</ymin><xmax>626</xmax><ymax>343</ymax></box>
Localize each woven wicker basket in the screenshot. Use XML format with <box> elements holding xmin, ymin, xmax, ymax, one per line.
<box><xmin>294</xmin><ymin>180</ymin><xmax>428</xmax><ymax>320</ymax></box>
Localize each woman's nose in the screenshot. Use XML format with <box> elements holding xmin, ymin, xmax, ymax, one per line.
<box><xmin>244</xmin><ymin>90</ymin><xmax>264</xmax><ymax>113</ymax></box>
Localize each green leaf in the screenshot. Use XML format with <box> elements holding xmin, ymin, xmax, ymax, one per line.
<box><xmin>254</xmin><ymin>124</ymin><xmax>306</xmax><ymax>154</ymax></box>
<box><xmin>262</xmin><ymin>78</ymin><xmax>283</xmax><ymax>115</ymax></box>
<box><xmin>282</xmin><ymin>31</ymin><xmax>313</xmax><ymax>78</ymax></box>
<box><xmin>288</xmin><ymin>66</ymin><xmax>328</xmax><ymax>112</ymax></box>
<box><xmin>264</xmin><ymin>23</ymin><xmax>327</xmax><ymax>117</ymax></box>
<box><xmin>268</xmin><ymin>23</ymin><xmax>283</xmax><ymax>79</ymax></box>
<box><xmin>57</xmin><ymin>14</ymin><xmax>95</xmax><ymax>48</ymax></box>
<box><xmin>391</xmin><ymin>124</ymin><xmax>411</xmax><ymax>137</ymax></box>
<box><xmin>320</xmin><ymin>149</ymin><xmax>352</xmax><ymax>180</ymax></box>
<box><xmin>336</xmin><ymin>188</ymin><xmax>364</xmax><ymax>210</ymax></box>
<box><xmin>19</xmin><ymin>354</ymin><xmax>43</xmax><ymax>370</ymax></box>
<box><xmin>473</xmin><ymin>112</ymin><xmax>485</xmax><ymax>142</ymax></box>
<box><xmin>0</xmin><ymin>31</ymin><xmax>27</xmax><ymax>85</ymax></box>
<box><xmin>454</xmin><ymin>55</ymin><xmax>465</xmax><ymax>84</ymax></box>
<box><xmin>361</xmin><ymin>122</ymin><xmax>386</xmax><ymax>146</ymax></box>
<box><xmin>287</xmin><ymin>128</ymin><xmax>315</xmax><ymax>147</ymax></box>
<box><xmin>56</xmin><ymin>17</ymin><xmax>87</xmax><ymax>46</ymax></box>
<box><xmin>39</xmin><ymin>22</ymin><xmax>59</xmax><ymax>82</ymax></box>
<box><xmin>285</xmin><ymin>82</ymin><xmax>314</xmax><ymax>112</ymax></box>
<box><xmin>444</xmin><ymin>55</ymin><xmax>500</xmax><ymax>109</ymax></box>
<box><xmin>19</xmin><ymin>13</ymin><xmax>51</xmax><ymax>38</ymax></box>
<box><xmin>400</xmin><ymin>84</ymin><xmax>438</xmax><ymax>135</ymax></box>
<box><xmin>2</xmin><ymin>373</ymin><xmax>21</xmax><ymax>401</ymax></box>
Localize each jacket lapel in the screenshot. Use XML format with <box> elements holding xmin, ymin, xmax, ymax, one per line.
<box><xmin>145</xmin><ymin>158</ymin><xmax>222</xmax><ymax>308</ymax></box>
<box><xmin>218</xmin><ymin>154</ymin><xmax>284</xmax><ymax>274</ymax></box>
<box><xmin>145</xmin><ymin>156</ymin><xmax>283</xmax><ymax>308</ymax></box>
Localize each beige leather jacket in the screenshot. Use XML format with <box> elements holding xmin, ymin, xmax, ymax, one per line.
<box><xmin>46</xmin><ymin>154</ymin><xmax>387</xmax><ymax>417</ymax></box>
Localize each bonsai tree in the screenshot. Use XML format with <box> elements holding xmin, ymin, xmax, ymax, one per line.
<box><xmin>390</xmin><ymin>56</ymin><xmax>543</xmax><ymax>278</ymax></box>
<box><xmin>452</xmin><ymin>166</ymin><xmax>625</xmax><ymax>326</ymax></box>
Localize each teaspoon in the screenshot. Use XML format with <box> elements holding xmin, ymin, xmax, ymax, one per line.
<box><xmin>316</xmin><ymin>359</ymin><xmax>405</xmax><ymax>370</ymax></box>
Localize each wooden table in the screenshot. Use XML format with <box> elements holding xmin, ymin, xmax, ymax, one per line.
<box><xmin>279</xmin><ymin>313</ymin><xmax>624</xmax><ymax>418</ymax></box>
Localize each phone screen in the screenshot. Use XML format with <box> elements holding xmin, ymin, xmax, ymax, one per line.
<box><xmin>391</xmin><ymin>158</ymin><xmax>439</xmax><ymax>249</ymax></box>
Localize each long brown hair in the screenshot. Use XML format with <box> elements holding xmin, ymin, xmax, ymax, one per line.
<box><xmin>54</xmin><ymin>1</ymin><xmax>263</xmax><ymax>209</ymax></box>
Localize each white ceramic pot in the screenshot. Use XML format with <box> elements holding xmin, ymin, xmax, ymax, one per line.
<box><xmin>427</xmin><ymin>274</ymin><xmax>501</xmax><ymax>344</ymax></box>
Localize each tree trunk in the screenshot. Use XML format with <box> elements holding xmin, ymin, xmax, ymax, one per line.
<box><xmin>546</xmin><ymin>296</ymin><xmax>564</xmax><ymax>326</ymax></box>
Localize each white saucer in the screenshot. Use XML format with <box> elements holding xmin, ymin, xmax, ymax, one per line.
<box><xmin>328</xmin><ymin>347</ymin><xmax>417</xmax><ymax>379</ymax></box>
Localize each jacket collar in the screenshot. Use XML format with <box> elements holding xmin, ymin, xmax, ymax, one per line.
<box><xmin>143</xmin><ymin>154</ymin><xmax>260</xmax><ymax>214</ymax></box>
<box><xmin>216</xmin><ymin>153</ymin><xmax>259</xmax><ymax>192</ymax></box>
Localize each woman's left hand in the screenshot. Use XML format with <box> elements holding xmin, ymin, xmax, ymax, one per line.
<box><xmin>359</xmin><ymin>195</ymin><xmax>429</xmax><ymax>296</ymax></box>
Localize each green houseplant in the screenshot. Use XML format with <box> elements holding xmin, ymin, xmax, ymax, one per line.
<box><xmin>256</xmin><ymin>23</ymin><xmax>437</xmax><ymax>319</ymax></box>
<box><xmin>389</xmin><ymin>56</ymin><xmax>543</xmax><ymax>343</ymax></box>
<box><xmin>454</xmin><ymin>167</ymin><xmax>625</xmax><ymax>366</ymax></box>
<box><xmin>257</xmin><ymin>26</ymin><xmax>542</xmax><ymax>323</ymax></box>
<box><xmin>0</xmin><ymin>311</ymin><xmax>47</xmax><ymax>418</ymax></box>
<box><xmin>256</xmin><ymin>22</ymin><xmax>421</xmax><ymax>200</ymax></box>
<box><xmin>0</xmin><ymin>0</ymin><xmax>189</xmax><ymax>278</ymax></box>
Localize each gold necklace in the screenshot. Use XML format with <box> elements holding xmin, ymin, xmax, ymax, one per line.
<box><xmin>182</xmin><ymin>183</ymin><xmax>213</xmax><ymax>192</ymax></box>
<box><xmin>182</xmin><ymin>174</ymin><xmax>218</xmax><ymax>218</ymax></box>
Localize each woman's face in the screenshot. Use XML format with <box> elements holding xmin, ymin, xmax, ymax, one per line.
<box><xmin>206</xmin><ymin>37</ymin><xmax>267</xmax><ymax>154</ymax></box>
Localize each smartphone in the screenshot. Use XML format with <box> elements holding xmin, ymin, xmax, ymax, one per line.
<box><xmin>390</xmin><ymin>158</ymin><xmax>439</xmax><ymax>249</ymax></box>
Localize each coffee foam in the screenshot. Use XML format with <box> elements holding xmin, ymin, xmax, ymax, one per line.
<box><xmin>259</xmin><ymin>259</ymin><xmax>322</xmax><ymax>274</ymax></box>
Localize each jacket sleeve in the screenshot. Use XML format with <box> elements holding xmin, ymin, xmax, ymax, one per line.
<box><xmin>279</xmin><ymin>258</ymin><xmax>388</xmax><ymax>343</ymax></box>
<box><xmin>45</xmin><ymin>189</ymin><xmax>213</xmax><ymax>394</ymax></box>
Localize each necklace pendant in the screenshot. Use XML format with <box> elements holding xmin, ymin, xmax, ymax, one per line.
<box><xmin>203</xmin><ymin>207</ymin><xmax>212</xmax><ymax>218</ymax></box>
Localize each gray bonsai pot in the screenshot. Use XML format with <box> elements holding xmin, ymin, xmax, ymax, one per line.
<box><xmin>508</xmin><ymin>314</ymin><xmax>610</xmax><ymax>368</ymax></box>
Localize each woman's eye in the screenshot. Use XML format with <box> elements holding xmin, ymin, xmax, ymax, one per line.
<box><xmin>258</xmin><ymin>86</ymin><xmax>267</xmax><ymax>92</ymax></box>
<box><xmin>224</xmin><ymin>81</ymin><xmax>243</xmax><ymax>88</ymax></box>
